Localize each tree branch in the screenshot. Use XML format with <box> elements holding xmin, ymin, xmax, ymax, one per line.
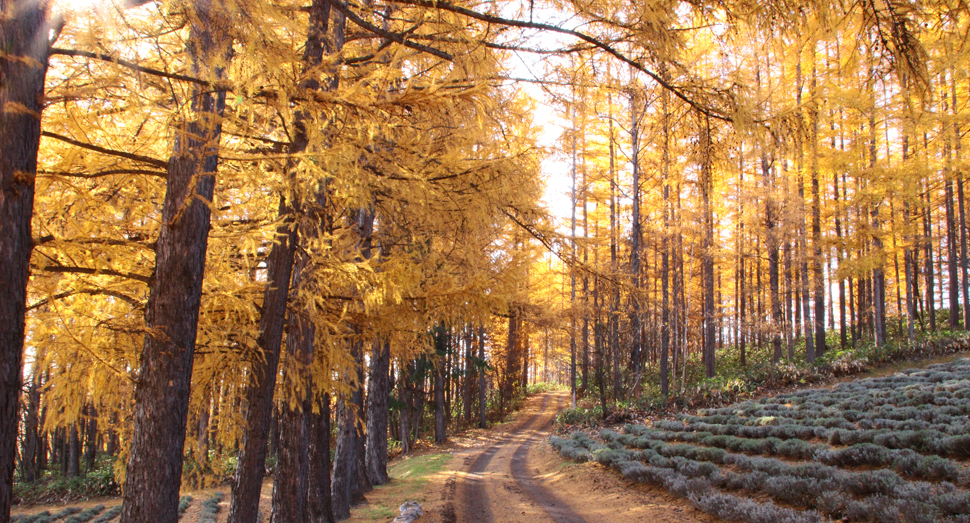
<box><xmin>50</xmin><ymin>48</ymin><xmax>217</xmax><ymax>87</ymax></box>
<box><xmin>27</xmin><ymin>288</ymin><xmax>143</xmax><ymax>311</ymax></box>
<box><xmin>328</xmin><ymin>0</ymin><xmax>454</xmax><ymax>61</ymax></box>
<box><xmin>40</xmin><ymin>265</ymin><xmax>152</xmax><ymax>284</ymax></box>
<box><xmin>389</xmin><ymin>0</ymin><xmax>732</xmax><ymax>121</ymax></box>
<box><xmin>41</xmin><ymin>131</ymin><xmax>169</xmax><ymax>169</ymax></box>
<box><xmin>37</xmin><ymin>168</ymin><xmax>166</xmax><ymax>179</ymax></box>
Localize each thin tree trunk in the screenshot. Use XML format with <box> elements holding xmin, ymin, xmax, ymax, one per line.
<box><xmin>83</xmin><ymin>405</ymin><xmax>98</xmax><ymax>470</ymax></box>
<box><xmin>629</xmin><ymin>89</ymin><xmax>643</xmax><ymax>394</ymax></box>
<box><xmin>953</xmin><ymin>72</ymin><xmax>968</xmax><ymax>330</ymax></box>
<box><xmin>947</xmin><ymin>168</ymin><xmax>959</xmax><ymax>328</ymax></box>
<box><xmin>120</xmin><ymin>3</ymin><xmax>230</xmax><ymax>521</ymax></box>
<box><xmin>434</xmin><ymin>324</ymin><xmax>447</xmax><ymax>444</ymax></box>
<box><xmin>660</xmin><ymin>78</ymin><xmax>671</xmax><ymax>395</ymax></box>
<box><xmin>68</xmin><ymin>425</ymin><xmax>80</xmax><ymax>479</ymax></box>
<box><xmin>478</xmin><ymin>327</ymin><xmax>487</xmax><ymax>428</ymax></box>
<box><xmin>19</xmin><ymin>364</ymin><xmax>42</xmax><ymax>483</ymax></box>
<box><xmin>700</xmin><ymin>116</ymin><xmax>716</xmax><ymax>378</ymax></box>
<box><xmin>229</xmin><ymin>12</ymin><xmax>337</xmax><ymax>514</ymax></box>
<box><xmin>810</xmin><ymin>55</ymin><xmax>824</xmax><ymax>359</ymax></box>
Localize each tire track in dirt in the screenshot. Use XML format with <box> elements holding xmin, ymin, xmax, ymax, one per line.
<box><xmin>509</xmin><ymin>394</ymin><xmax>587</xmax><ymax>523</ymax></box>
<box><xmin>457</xmin><ymin>396</ymin><xmax>551</xmax><ymax>523</ymax></box>
<box><xmin>455</xmin><ymin>392</ymin><xmax>587</xmax><ymax>523</ymax></box>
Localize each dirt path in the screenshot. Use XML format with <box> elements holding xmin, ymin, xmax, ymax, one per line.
<box><xmin>417</xmin><ymin>391</ymin><xmax>715</xmax><ymax>523</ymax></box>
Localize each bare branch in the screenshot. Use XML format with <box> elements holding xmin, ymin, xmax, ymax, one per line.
<box><xmin>40</xmin><ymin>265</ymin><xmax>152</xmax><ymax>284</ymax></box>
<box><xmin>389</xmin><ymin>0</ymin><xmax>733</xmax><ymax>121</ymax></box>
<box><xmin>328</xmin><ymin>0</ymin><xmax>454</xmax><ymax>61</ymax></box>
<box><xmin>41</xmin><ymin>131</ymin><xmax>169</xmax><ymax>169</ymax></box>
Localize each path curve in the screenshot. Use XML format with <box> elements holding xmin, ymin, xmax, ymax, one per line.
<box><xmin>439</xmin><ymin>391</ymin><xmax>715</xmax><ymax>523</ymax></box>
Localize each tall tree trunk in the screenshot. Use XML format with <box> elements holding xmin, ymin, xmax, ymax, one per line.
<box><xmin>365</xmin><ymin>340</ymin><xmax>390</xmax><ymax>486</ymax></box>
<box><xmin>810</xmin><ymin>55</ymin><xmax>825</xmax><ymax>359</ymax></box>
<box><xmin>19</xmin><ymin>363</ymin><xmax>42</xmax><ymax>484</ymax></box>
<box><xmin>478</xmin><ymin>327</ymin><xmax>487</xmax><ymax>428</ymax></box>
<box><xmin>834</xmin><ymin>149</ymin><xmax>847</xmax><ymax>348</ymax></box>
<box><xmin>268</xmin><ymin>8</ymin><xmax>346</xmax><ymax>522</ymax></box>
<box><xmin>83</xmin><ymin>405</ymin><xmax>98</xmax><ymax>470</ymax></box>
<box><xmin>331</xmin><ymin>384</ymin><xmax>359</xmax><ymax>520</ymax></box>
<box><xmin>271</xmin><ymin>328</ymin><xmax>311</xmax><ymax>523</ymax></box>
<box><xmin>700</xmin><ymin>116</ymin><xmax>716</xmax><ymax>378</ymax></box>
<box><xmin>953</xmin><ymin>72</ymin><xmax>968</xmax><ymax>330</ymax></box>
<box><xmin>463</xmin><ymin>327</ymin><xmax>474</xmax><ymax>425</ymax></box>
<box><xmin>68</xmin><ymin>425</ymin><xmax>80</xmax><ymax>479</ymax></box>
<box><xmin>307</xmin><ymin>395</ymin><xmax>335</xmax><ymax>523</ymax></box>
<box><xmin>569</xmin><ymin>103</ymin><xmax>578</xmax><ymax>407</ymax></box>
<box><xmin>660</xmin><ymin>79</ymin><xmax>671</xmax><ymax>395</ymax></box>
<box><xmin>629</xmin><ymin>88</ymin><xmax>643</xmax><ymax>394</ymax></box>
<box><xmin>607</xmin><ymin>87</ymin><xmax>621</xmax><ymax>400</ymax></box>
<box><xmin>227</xmin><ymin>116</ymin><xmax>299</xmax><ymax>523</ymax></box>
<box><xmin>434</xmin><ymin>324</ymin><xmax>447</xmax><ymax>444</ymax></box>
<box><xmin>947</xmin><ymin>155</ymin><xmax>959</xmax><ymax>329</ymax></box>
<box><xmin>764</xmin><ymin>149</ymin><xmax>782</xmax><ymax>363</ymax></box>
<box><xmin>0</xmin><ymin>1</ymin><xmax>53</xmax><ymax>517</ymax></box>
<box><xmin>867</xmin><ymin>65</ymin><xmax>886</xmax><ymax>347</ymax></box>
<box><xmin>120</xmin><ymin>4</ymin><xmax>230</xmax><ymax>521</ymax></box>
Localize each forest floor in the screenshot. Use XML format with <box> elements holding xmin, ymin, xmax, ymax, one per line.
<box><xmin>15</xmin><ymin>351</ymin><xmax>970</xmax><ymax>523</ymax></box>
<box><xmin>10</xmin><ymin>391</ymin><xmax>714</xmax><ymax>523</ymax></box>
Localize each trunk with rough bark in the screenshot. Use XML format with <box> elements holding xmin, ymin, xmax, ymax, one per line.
<box><xmin>120</xmin><ymin>3</ymin><xmax>229</xmax><ymax>521</ymax></box>
<box><xmin>229</xmin><ymin>2</ymin><xmax>337</xmax><ymax>520</ymax></box>
<box><xmin>19</xmin><ymin>369</ymin><xmax>42</xmax><ymax>483</ymax></box>
<box><xmin>365</xmin><ymin>340</ymin><xmax>390</xmax><ymax>485</ymax></box>
<box><xmin>227</xmin><ymin>196</ymin><xmax>294</xmax><ymax>523</ymax></box>
<box><xmin>307</xmin><ymin>395</ymin><xmax>335</xmax><ymax>523</ymax></box>
<box><xmin>0</xmin><ymin>1</ymin><xmax>52</xmax><ymax>517</ymax></box>
<box><xmin>700</xmin><ymin>117</ymin><xmax>715</xmax><ymax>378</ymax></box>
<box><xmin>478</xmin><ymin>327</ymin><xmax>487</xmax><ymax>429</ymax></box>
<box><xmin>83</xmin><ymin>405</ymin><xmax>98</xmax><ymax>470</ymax></box>
<box><xmin>68</xmin><ymin>425</ymin><xmax>80</xmax><ymax>479</ymax></box>
<box><xmin>331</xmin><ymin>391</ymin><xmax>359</xmax><ymax>521</ymax></box>
<box><xmin>434</xmin><ymin>324</ymin><xmax>447</xmax><ymax>444</ymax></box>
<box><xmin>629</xmin><ymin>90</ymin><xmax>642</xmax><ymax>392</ymax></box>
<box><xmin>332</xmin><ymin>334</ymin><xmax>369</xmax><ymax>521</ymax></box>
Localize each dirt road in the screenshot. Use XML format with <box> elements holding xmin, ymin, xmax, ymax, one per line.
<box><xmin>423</xmin><ymin>391</ymin><xmax>715</xmax><ymax>523</ymax></box>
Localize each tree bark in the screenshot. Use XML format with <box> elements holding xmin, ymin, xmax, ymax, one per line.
<box><xmin>947</xmin><ymin>176</ymin><xmax>959</xmax><ymax>329</ymax></box>
<box><xmin>629</xmin><ymin>89</ymin><xmax>643</xmax><ymax>392</ymax></box>
<box><xmin>365</xmin><ymin>340</ymin><xmax>390</xmax><ymax>486</ymax></box>
<box><xmin>700</xmin><ymin>116</ymin><xmax>716</xmax><ymax>378</ymax></box>
<box><xmin>331</xmin><ymin>337</ymin><xmax>368</xmax><ymax>521</ymax></box>
<box><xmin>434</xmin><ymin>323</ymin><xmax>447</xmax><ymax>444</ymax></box>
<box><xmin>331</xmin><ymin>395</ymin><xmax>357</xmax><ymax>521</ymax></box>
<box><xmin>83</xmin><ymin>405</ymin><xmax>98</xmax><ymax>470</ymax></box>
<box><xmin>810</xmin><ymin>56</ymin><xmax>825</xmax><ymax>359</ymax></box>
<box><xmin>478</xmin><ymin>327</ymin><xmax>487</xmax><ymax>429</ymax></box>
<box><xmin>68</xmin><ymin>425</ymin><xmax>80</xmax><ymax>479</ymax></box>
<box><xmin>19</xmin><ymin>366</ymin><xmax>42</xmax><ymax>483</ymax></box>
<box><xmin>229</xmin><ymin>1</ymin><xmax>336</xmax><ymax>519</ymax></box>
<box><xmin>660</xmin><ymin>70</ymin><xmax>671</xmax><ymax>395</ymax></box>
<box><xmin>306</xmin><ymin>395</ymin><xmax>335</xmax><ymax>523</ymax></box>
<box><xmin>120</xmin><ymin>4</ymin><xmax>230</xmax><ymax>521</ymax></box>
<box><xmin>0</xmin><ymin>1</ymin><xmax>53</xmax><ymax>517</ymax></box>
<box><xmin>270</xmin><ymin>292</ymin><xmax>314</xmax><ymax>523</ymax></box>
<box><xmin>227</xmin><ymin>199</ymin><xmax>294</xmax><ymax>523</ymax></box>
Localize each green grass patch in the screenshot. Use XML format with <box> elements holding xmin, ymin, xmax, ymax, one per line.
<box><xmin>350</xmin><ymin>453</ymin><xmax>453</xmax><ymax>521</ymax></box>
